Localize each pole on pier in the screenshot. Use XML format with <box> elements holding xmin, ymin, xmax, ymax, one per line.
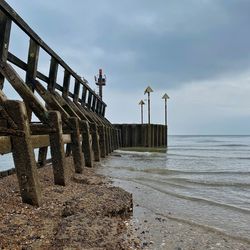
<box><xmin>144</xmin><ymin>86</ymin><xmax>153</xmax><ymax>125</ymax></box>
<box><xmin>139</xmin><ymin>100</ymin><xmax>145</xmax><ymax>124</ymax></box>
<box><xmin>162</xmin><ymin>93</ymin><xmax>170</xmax><ymax>126</ymax></box>
<box><xmin>95</xmin><ymin>69</ymin><xmax>106</xmax><ymax>100</ymax></box>
<box><xmin>162</xmin><ymin>93</ymin><xmax>170</xmax><ymax>147</ymax></box>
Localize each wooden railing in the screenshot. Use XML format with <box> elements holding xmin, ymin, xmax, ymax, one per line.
<box><xmin>0</xmin><ymin>0</ymin><xmax>106</xmax><ymax>116</ymax></box>
<box><xmin>0</xmin><ymin>1</ymin><xmax>120</xmax><ymax>207</ymax></box>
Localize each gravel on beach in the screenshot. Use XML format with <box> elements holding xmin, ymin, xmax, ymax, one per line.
<box><xmin>0</xmin><ymin>157</ymin><xmax>138</xmax><ymax>250</ymax></box>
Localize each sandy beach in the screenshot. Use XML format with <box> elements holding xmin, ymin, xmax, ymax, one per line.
<box><xmin>0</xmin><ymin>157</ymin><xmax>136</xmax><ymax>250</ymax></box>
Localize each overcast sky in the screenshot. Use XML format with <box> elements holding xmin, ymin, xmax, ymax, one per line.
<box><xmin>5</xmin><ymin>0</ymin><xmax>250</xmax><ymax>135</ymax></box>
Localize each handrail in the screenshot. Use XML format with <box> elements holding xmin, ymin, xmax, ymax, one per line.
<box><xmin>0</xmin><ymin>0</ymin><xmax>107</xmax><ymax>114</ymax></box>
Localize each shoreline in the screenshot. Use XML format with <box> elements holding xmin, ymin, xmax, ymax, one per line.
<box><xmin>0</xmin><ymin>157</ymin><xmax>138</xmax><ymax>250</ymax></box>
<box><xmin>98</xmin><ymin>151</ymin><xmax>250</xmax><ymax>250</ymax></box>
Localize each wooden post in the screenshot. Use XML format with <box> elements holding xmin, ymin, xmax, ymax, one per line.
<box><xmin>108</xmin><ymin>127</ymin><xmax>112</xmax><ymax>153</ymax></box>
<box><xmin>73</xmin><ymin>79</ymin><xmax>80</xmax><ymax>103</ymax></box>
<box><xmin>62</xmin><ymin>70</ymin><xmax>70</xmax><ymax>98</ymax></box>
<box><xmin>5</xmin><ymin>100</ymin><xmax>41</xmax><ymax>206</ymax></box>
<box><xmin>87</xmin><ymin>91</ymin><xmax>92</xmax><ymax>110</ymax></box>
<box><xmin>0</xmin><ymin>10</ymin><xmax>11</xmax><ymax>90</ymax></box>
<box><xmin>80</xmin><ymin>120</ymin><xmax>94</xmax><ymax>167</ymax></box>
<box><xmin>26</xmin><ymin>39</ymin><xmax>40</xmax><ymax>120</ymax></box>
<box><xmin>37</xmin><ymin>147</ymin><xmax>48</xmax><ymax>167</ymax></box>
<box><xmin>98</xmin><ymin>125</ymin><xmax>106</xmax><ymax>158</ymax></box>
<box><xmin>81</xmin><ymin>86</ymin><xmax>87</xmax><ymax>105</ymax></box>
<box><xmin>69</xmin><ymin>117</ymin><xmax>85</xmax><ymax>173</ymax></box>
<box><xmin>90</xmin><ymin>122</ymin><xmax>101</xmax><ymax>162</ymax></box>
<box><xmin>48</xmin><ymin>111</ymin><xmax>68</xmax><ymax>186</ymax></box>
<box><xmin>105</xmin><ymin>126</ymin><xmax>110</xmax><ymax>154</ymax></box>
<box><xmin>48</xmin><ymin>57</ymin><xmax>58</xmax><ymax>92</ymax></box>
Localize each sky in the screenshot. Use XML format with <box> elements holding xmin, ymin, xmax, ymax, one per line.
<box><xmin>4</xmin><ymin>0</ymin><xmax>250</xmax><ymax>135</ymax></box>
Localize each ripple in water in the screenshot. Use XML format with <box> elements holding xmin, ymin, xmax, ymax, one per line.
<box><xmin>99</xmin><ymin>135</ymin><xmax>250</xmax><ymax>241</ymax></box>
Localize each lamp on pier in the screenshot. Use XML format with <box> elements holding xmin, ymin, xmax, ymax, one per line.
<box><xmin>95</xmin><ymin>69</ymin><xmax>106</xmax><ymax>100</ymax></box>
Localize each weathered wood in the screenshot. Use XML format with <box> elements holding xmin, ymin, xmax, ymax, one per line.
<box><xmin>37</xmin><ymin>147</ymin><xmax>48</xmax><ymax>168</ymax></box>
<box><xmin>53</xmin><ymin>92</ymin><xmax>81</xmax><ymax>120</ymax></box>
<box><xmin>26</xmin><ymin>39</ymin><xmax>39</xmax><ymax>90</ymax></box>
<box><xmin>30</xmin><ymin>123</ymin><xmax>56</xmax><ymax>135</ymax></box>
<box><xmin>81</xmin><ymin>86</ymin><xmax>87</xmax><ymax>105</ymax></box>
<box><xmin>0</xmin><ymin>62</ymin><xmax>49</xmax><ymax>124</ymax></box>
<box><xmin>87</xmin><ymin>91</ymin><xmax>92</xmax><ymax>109</ymax></box>
<box><xmin>90</xmin><ymin>122</ymin><xmax>100</xmax><ymax>162</ymax></box>
<box><xmin>0</xmin><ymin>135</ymin><xmax>11</xmax><ymax>153</ymax></box>
<box><xmin>69</xmin><ymin>117</ymin><xmax>85</xmax><ymax>173</ymax></box>
<box><xmin>91</xmin><ymin>96</ymin><xmax>97</xmax><ymax>111</ymax></box>
<box><xmin>62</xmin><ymin>70</ymin><xmax>70</xmax><ymax>98</ymax></box>
<box><xmin>0</xmin><ymin>10</ymin><xmax>11</xmax><ymax>90</ymax></box>
<box><xmin>5</xmin><ymin>100</ymin><xmax>41</xmax><ymax>206</ymax></box>
<box><xmin>48</xmin><ymin>111</ymin><xmax>68</xmax><ymax>186</ymax></box>
<box><xmin>98</xmin><ymin>125</ymin><xmax>106</xmax><ymax>158</ymax></box>
<box><xmin>33</xmin><ymin>80</ymin><xmax>72</xmax><ymax>127</ymax></box>
<box><xmin>25</xmin><ymin>39</ymin><xmax>40</xmax><ymax>120</ymax></box>
<box><xmin>48</xmin><ymin>57</ymin><xmax>58</xmax><ymax>92</ymax></box>
<box><xmin>0</xmin><ymin>0</ymin><xmax>105</xmax><ymax>109</ymax></box>
<box><xmin>73</xmin><ymin>79</ymin><xmax>80</xmax><ymax>103</ymax></box>
<box><xmin>0</xmin><ymin>126</ymin><xmax>23</xmax><ymax>136</ymax></box>
<box><xmin>0</xmin><ymin>105</ymin><xmax>18</xmax><ymax>129</ymax></box>
<box><xmin>80</xmin><ymin>120</ymin><xmax>93</xmax><ymax>168</ymax></box>
<box><xmin>8</xmin><ymin>52</ymin><xmax>27</xmax><ymax>71</ymax></box>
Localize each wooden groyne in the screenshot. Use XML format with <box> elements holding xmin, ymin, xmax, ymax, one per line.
<box><xmin>0</xmin><ymin>1</ymin><xmax>120</xmax><ymax>206</ymax></box>
<box><xmin>114</xmin><ymin>124</ymin><xmax>167</xmax><ymax>148</ymax></box>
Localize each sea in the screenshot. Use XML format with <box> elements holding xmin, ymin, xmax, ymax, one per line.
<box><xmin>98</xmin><ymin>135</ymin><xmax>250</xmax><ymax>242</ymax></box>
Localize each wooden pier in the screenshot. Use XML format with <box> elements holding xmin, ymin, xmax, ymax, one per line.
<box><xmin>0</xmin><ymin>1</ymin><xmax>167</xmax><ymax>207</ymax></box>
<box><xmin>0</xmin><ymin>1</ymin><xmax>120</xmax><ymax>206</ymax></box>
<box><xmin>114</xmin><ymin>124</ymin><xmax>167</xmax><ymax>148</ymax></box>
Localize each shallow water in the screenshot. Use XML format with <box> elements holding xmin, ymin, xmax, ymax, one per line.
<box><xmin>99</xmin><ymin>135</ymin><xmax>250</xmax><ymax>241</ymax></box>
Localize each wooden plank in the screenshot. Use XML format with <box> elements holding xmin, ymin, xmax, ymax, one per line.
<box><xmin>87</xmin><ymin>91</ymin><xmax>92</xmax><ymax>109</ymax></box>
<box><xmin>0</xmin><ymin>10</ymin><xmax>11</xmax><ymax>89</ymax></box>
<box><xmin>80</xmin><ymin>121</ymin><xmax>93</xmax><ymax>168</ymax></box>
<box><xmin>91</xmin><ymin>96</ymin><xmax>97</xmax><ymax>112</ymax></box>
<box><xmin>0</xmin><ymin>135</ymin><xmax>11</xmax><ymax>154</ymax></box>
<box><xmin>0</xmin><ymin>133</ymin><xmax>72</xmax><ymax>154</ymax></box>
<box><xmin>48</xmin><ymin>57</ymin><xmax>58</xmax><ymax>92</ymax></box>
<box><xmin>62</xmin><ymin>70</ymin><xmax>70</xmax><ymax>98</ymax></box>
<box><xmin>37</xmin><ymin>71</ymin><xmax>49</xmax><ymax>83</ymax></box>
<box><xmin>0</xmin><ymin>10</ymin><xmax>11</xmax><ymax>62</ymax></box>
<box><xmin>73</xmin><ymin>79</ymin><xmax>80</xmax><ymax>103</ymax></box>
<box><xmin>69</xmin><ymin>117</ymin><xmax>85</xmax><ymax>173</ymax></box>
<box><xmin>48</xmin><ymin>111</ymin><xmax>68</xmax><ymax>186</ymax></box>
<box><xmin>63</xmin><ymin>134</ymin><xmax>71</xmax><ymax>144</ymax></box>
<box><xmin>0</xmin><ymin>62</ymin><xmax>49</xmax><ymax>124</ymax></box>
<box><xmin>31</xmin><ymin>135</ymin><xmax>50</xmax><ymax>148</ymax></box>
<box><xmin>81</xmin><ymin>86</ymin><xmax>87</xmax><ymax>105</ymax></box>
<box><xmin>37</xmin><ymin>147</ymin><xmax>47</xmax><ymax>168</ymax></box>
<box><xmin>5</xmin><ymin>100</ymin><xmax>41</xmax><ymax>206</ymax></box>
<box><xmin>26</xmin><ymin>39</ymin><xmax>39</xmax><ymax>90</ymax></box>
<box><xmin>8</xmin><ymin>52</ymin><xmax>27</xmax><ymax>70</ymax></box>
<box><xmin>26</xmin><ymin>39</ymin><xmax>40</xmax><ymax>120</ymax></box>
<box><xmin>33</xmin><ymin>79</ymin><xmax>72</xmax><ymax>127</ymax></box>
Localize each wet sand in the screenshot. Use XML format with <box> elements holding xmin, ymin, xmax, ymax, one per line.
<box><xmin>104</xmin><ymin>150</ymin><xmax>250</xmax><ymax>250</ymax></box>
<box><xmin>0</xmin><ymin>157</ymin><xmax>137</xmax><ymax>250</ymax></box>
